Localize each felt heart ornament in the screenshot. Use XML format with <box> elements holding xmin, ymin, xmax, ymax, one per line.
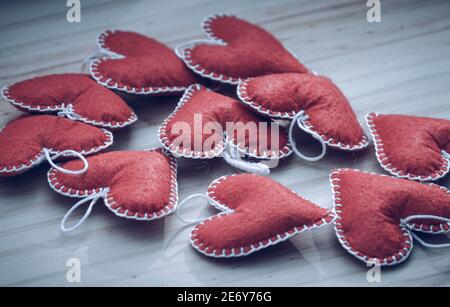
<box><xmin>366</xmin><ymin>112</ymin><xmax>450</xmax><ymax>181</ymax></box>
<box><xmin>158</xmin><ymin>84</ymin><xmax>292</xmax><ymax>175</ymax></box>
<box><xmin>2</xmin><ymin>73</ymin><xmax>137</xmax><ymax>129</ymax></box>
<box><xmin>47</xmin><ymin>148</ymin><xmax>178</xmax><ymax>232</ymax></box>
<box><xmin>89</xmin><ymin>30</ymin><xmax>201</xmax><ymax>95</ymax></box>
<box><xmin>175</xmin><ymin>173</ymin><xmax>335</xmax><ymax>257</ymax></box>
<box><xmin>0</xmin><ymin>115</ymin><xmax>113</xmax><ymax>177</ymax></box>
<box><xmin>237</xmin><ymin>73</ymin><xmax>369</xmax><ymax>161</ymax></box>
<box><xmin>330</xmin><ymin>169</ymin><xmax>450</xmax><ymax>266</ymax></box>
<box><xmin>175</xmin><ymin>14</ymin><xmax>309</xmax><ymax>84</ymax></box>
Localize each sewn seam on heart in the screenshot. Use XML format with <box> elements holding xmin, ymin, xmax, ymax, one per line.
<box><xmin>89</xmin><ymin>30</ymin><xmax>190</xmax><ymax>95</ymax></box>
<box><xmin>46</xmin><ymin>148</ymin><xmax>178</xmax><ymax>221</ymax></box>
<box><xmin>178</xmin><ymin>14</ymin><xmax>301</xmax><ymax>85</ymax></box>
<box><xmin>158</xmin><ymin>84</ymin><xmax>292</xmax><ymax>160</ymax></box>
<box><xmin>0</xmin><ymin>128</ymin><xmax>113</xmax><ymax>175</ymax></box>
<box><xmin>366</xmin><ymin>112</ymin><xmax>450</xmax><ymax>181</ymax></box>
<box><xmin>1</xmin><ymin>86</ymin><xmax>137</xmax><ymax>129</ymax></box>
<box><xmin>189</xmin><ymin>174</ymin><xmax>336</xmax><ymax>258</ymax></box>
<box><xmin>237</xmin><ymin>80</ymin><xmax>369</xmax><ymax>151</ymax></box>
<box><xmin>330</xmin><ymin>168</ymin><xmax>450</xmax><ymax>266</ymax></box>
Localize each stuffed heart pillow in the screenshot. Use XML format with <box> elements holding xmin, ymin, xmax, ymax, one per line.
<box><xmin>2</xmin><ymin>73</ymin><xmax>137</xmax><ymax>128</ymax></box>
<box><xmin>47</xmin><ymin>148</ymin><xmax>178</xmax><ymax>232</ymax></box>
<box><xmin>331</xmin><ymin>169</ymin><xmax>450</xmax><ymax>266</ymax></box>
<box><xmin>0</xmin><ymin>115</ymin><xmax>113</xmax><ymax>177</ymax></box>
<box><xmin>159</xmin><ymin>84</ymin><xmax>291</xmax><ymax>173</ymax></box>
<box><xmin>366</xmin><ymin>112</ymin><xmax>450</xmax><ymax>181</ymax></box>
<box><xmin>177</xmin><ymin>14</ymin><xmax>309</xmax><ymax>84</ymax></box>
<box><xmin>238</xmin><ymin>73</ymin><xmax>368</xmax><ymax>160</ymax></box>
<box><xmin>188</xmin><ymin>173</ymin><xmax>335</xmax><ymax>257</ymax></box>
<box><xmin>90</xmin><ymin>30</ymin><xmax>201</xmax><ymax>95</ymax></box>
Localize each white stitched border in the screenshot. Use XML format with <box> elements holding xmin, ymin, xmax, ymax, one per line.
<box><xmin>329</xmin><ymin>168</ymin><xmax>450</xmax><ymax>266</ymax></box>
<box><xmin>189</xmin><ymin>174</ymin><xmax>336</xmax><ymax>258</ymax></box>
<box><xmin>46</xmin><ymin>147</ymin><xmax>178</xmax><ymax>221</ymax></box>
<box><xmin>89</xmin><ymin>30</ymin><xmax>193</xmax><ymax>95</ymax></box>
<box><xmin>0</xmin><ymin>128</ymin><xmax>113</xmax><ymax>175</ymax></box>
<box><xmin>158</xmin><ymin>84</ymin><xmax>293</xmax><ymax>161</ymax></box>
<box><xmin>366</xmin><ymin>112</ymin><xmax>450</xmax><ymax>181</ymax></box>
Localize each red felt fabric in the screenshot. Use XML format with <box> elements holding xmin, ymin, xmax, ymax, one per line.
<box><xmin>4</xmin><ymin>74</ymin><xmax>134</xmax><ymax>126</ymax></box>
<box><xmin>332</xmin><ymin>169</ymin><xmax>450</xmax><ymax>264</ymax></box>
<box><xmin>93</xmin><ymin>30</ymin><xmax>199</xmax><ymax>90</ymax></box>
<box><xmin>0</xmin><ymin>115</ymin><xmax>111</xmax><ymax>176</ymax></box>
<box><xmin>368</xmin><ymin>113</ymin><xmax>450</xmax><ymax>178</ymax></box>
<box><xmin>161</xmin><ymin>86</ymin><xmax>290</xmax><ymax>157</ymax></box>
<box><xmin>191</xmin><ymin>174</ymin><xmax>332</xmax><ymax>255</ymax></box>
<box><xmin>241</xmin><ymin>73</ymin><xmax>366</xmax><ymax>147</ymax></box>
<box><xmin>185</xmin><ymin>15</ymin><xmax>308</xmax><ymax>81</ymax></box>
<box><xmin>48</xmin><ymin>150</ymin><xmax>174</xmax><ymax>215</ymax></box>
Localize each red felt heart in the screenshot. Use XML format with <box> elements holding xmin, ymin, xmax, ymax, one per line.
<box><xmin>90</xmin><ymin>30</ymin><xmax>200</xmax><ymax>95</ymax></box>
<box><xmin>2</xmin><ymin>74</ymin><xmax>137</xmax><ymax>128</ymax></box>
<box><xmin>366</xmin><ymin>112</ymin><xmax>450</xmax><ymax>181</ymax></box>
<box><xmin>47</xmin><ymin>148</ymin><xmax>177</xmax><ymax>221</ymax></box>
<box><xmin>0</xmin><ymin>115</ymin><xmax>113</xmax><ymax>177</ymax></box>
<box><xmin>238</xmin><ymin>73</ymin><xmax>369</xmax><ymax>150</ymax></box>
<box><xmin>331</xmin><ymin>169</ymin><xmax>450</xmax><ymax>266</ymax></box>
<box><xmin>159</xmin><ymin>84</ymin><xmax>291</xmax><ymax>160</ymax></box>
<box><xmin>179</xmin><ymin>14</ymin><xmax>308</xmax><ymax>84</ymax></box>
<box><xmin>190</xmin><ymin>173</ymin><xmax>335</xmax><ymax>257</ymax></box>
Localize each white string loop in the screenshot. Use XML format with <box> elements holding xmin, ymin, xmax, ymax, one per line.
<box><xmin>174</xmin><ymin>39</ymin><xmax>225</xmax><ymax>59</ymax></box>
<box><xmin>43</xmin><ymin>148</ymin><xmax>89</xmax><ymax>175</ymax></box>
<box><xmin>60</xmin><ymin>189</ymin><xmax>108</xmax><ymax>232</ymax></box>
<box><xmin>288</xmin><ymin>111</ymin><xmax>327</xmax><ymax>162</ymax></box>
<box><xmin>443</xmin><ymin>150</ymin><xmax>450</xmax><ymax>160</ymax></box>
<box><xmin>222</xmin><ymin>139</ymin><xmax>270</xmax><ymax>176</ymax></box>
<box><xmin>57</xmin><ymin>103</ymin><xmax>81</xmax><ymax>121</ymax></box>
<box><xmin>175</xmin><ymin>193</ymin><xmax>212</xmax><ymax>225</ymax></box>
<box><xmin>401</xmin><ymin>215</ymin><xmax>450</xmax><ymax>248</ymax></box>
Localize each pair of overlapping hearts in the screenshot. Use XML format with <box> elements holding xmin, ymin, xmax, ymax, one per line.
<box><xmin>0</xmin><ymin>15</ymin><xmax>449</xmax><ymax>266</ymax></box>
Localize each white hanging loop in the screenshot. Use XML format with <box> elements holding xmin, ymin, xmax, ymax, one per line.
<box><xmin>288</xmin><ymin>111</ymin><xmax>327</xmax><ymax>162</ymax></box>
<box><xmin>443</xmin><ymin>150</ymin><xmax>450</xmax><ymax>160</ymax></box>
<box><xmin>401</xmin><ymin>215</ymin><xmax>450</xmax><ymax>248</ymax></box>
<box><xmin>174</xmin><ymin>39</ymin><xmax>225</xmax><ymax>59</ymax></box>
<box><xmin>43</xmin><ymin>148</ymin><xmax>89</xmax><ymax>175</ymax></box>
<box><xmin>60</xmin><ymin>189</ymin><xmax>108</xmax><ymax>232</ymax></box>
<box><xmin>57</xmin><ymin>103</ymin><xmax>81</xmax><ymax>121</ymax></box>
<box><xmin>175</xmin><ymin>193</ymin><xmax>212</xmax><ymax>225</ymax></box>
<box><xmin>222</xmin><ymin>139</ymin><xmax>270</xmax><ymax>176</ymax></box>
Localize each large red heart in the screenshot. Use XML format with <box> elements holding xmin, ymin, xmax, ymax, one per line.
<box><xmin>179</xmin><ymin>14</ymin><xmax>308</xmax><ymax>84</ymax></box>
<box><xmin>189</xmin><ymin>173</ymin><xmax>335</xmax><ymax>257</ymax></box>
<box><xmin>238</xmin><ymin>73</ymin><xmax>368</xmax><ymax>150</ymax></box>
<box><xmin>47</xmin><ymin>148</ymin><xmax>177</xmax><ymax>222</ymax></box>
<box><xmin>2</xmin><ymin>74</ymin><xmax>136</xmax><ymax>128</ymax></box>
<box><xmin>366</xmin><ymin>112</ymin><xmax>450</xmax><ymax>181</ymax></box>
<box><xmin>330</xmin><ymin>169</ymin><xmax>450</xmax><ymax>266</ymax></box>
<box><xmin>90</xmin><ymin>30</ymin><xmax>200</xmax><ymax>95</ymax></box>
<box><xmin>0</xmin><ymin>115</ymin><xmax>112</xmax><ymax>177</ymax></box>
<box><xmin>158</xmin><ymin>84</ymin><xmax>291</xmax><ymax>160</ymax></box>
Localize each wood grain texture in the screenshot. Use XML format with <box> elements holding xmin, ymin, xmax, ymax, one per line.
<box><xmin>0</xmin><ymin>0</ymin><xmax>449</xmax><ymax>286</ymax></box>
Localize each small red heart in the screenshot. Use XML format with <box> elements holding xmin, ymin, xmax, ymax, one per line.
<box><xmin>331</xmin><ymin>169</ymin><xmax>450</xmax><ymax>266</ymax></box>
<box><xmin>0</xmin><ymin>115</ymin><xmax>112</xmax><ymax>177</ymax></box>
<box><xmin>47</xmin><ymin>148</ymin><xmax>178</xmax><ymax>220</ymax></box>
<box><xmin>180</xmin><ymin>15</ymin><xmax>308</xmax><ymax>84</ymax></box>
<box><xmin>190</xmin><ymin>173</ymin><xmax>334</xmax><ymax>257</ymax></box>
<box><xmin>366</xmin><ymin>112</ymin><xmax>450</xmax><ymax>181</ymax></box>
<box><xmin>2</xmin><ymin>74</ymin><xmax>136</xmax><ymax>128</ymax></box>
<box><xmin>238</xmin><ymin>73</ymin><xmax>368</xmax><ymax>150</ymax></box>
<box><xmin>90</xmin><ymin>30</ymin><xmax>200</xmax><ymax>95</ymax></box>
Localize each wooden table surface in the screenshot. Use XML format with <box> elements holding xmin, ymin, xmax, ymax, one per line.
<box><xmin>1</xmin><ymin>0</ymin><xmax>449</xmax><ymax>286</ymax></box>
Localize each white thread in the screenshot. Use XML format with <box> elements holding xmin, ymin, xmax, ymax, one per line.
<box><xmin>43</xmin><ymin>148</ymin><xmax>89</xmax><ymax>175</ymax></box>
<box><xmin>60</xmin><ymin>189</ymin><xmax>108</xmax><ymax>232</ymax></box>
<box><xmin>443</xmin><ymin>151</ymin><xmax>450</xmax><ymax>160</ymax></box>
<box><xmin>222</xmin><ymin>140</ymin><xmax>270</xmax><ymax>176</ymax></box>
<box><xmin>175</xmin><ymin>193</ymin><xmax>213</xmax><ymax>225</ymax></box>
<box><xmin>288</xmin><ymin>111</ymin><xmax>327</xmax><ymax>161</ymax></box>
<box><xmin>174</xmin><ymin>39</ymin><xmax>225</xmax><ymax>59</ymax></box>
<box><xmin>57</xmin><ymin>103</ymin><xmax>81</xmax><ymax>121</ymax></box>
<box><xmin>401</xmin><ymin>215</ymin><xmax>450</xmax><ymax>248</ymax></box>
